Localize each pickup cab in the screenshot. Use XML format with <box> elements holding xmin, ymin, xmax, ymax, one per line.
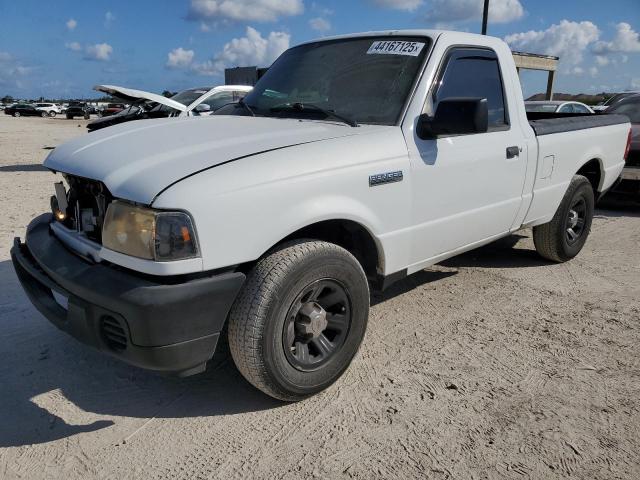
<box><xmin>12</xmin><ymin>30</ymin><xmax>631</xmax><ymax>401</ymax></box>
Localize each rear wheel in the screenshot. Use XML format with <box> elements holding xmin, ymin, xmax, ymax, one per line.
<box><xmin>533</xmin><ymin>175</ymin><xmax>594</xmax><ymax>262</ymax></box>
<box><xmin>228</xmin><ymin>240</ymin><xmax>369</xmax><ymax>401</ymax></box>
<box><xmin>13</xmin><ymin>112</ymin><xmax>20</xmax><ymax>117</ymax></box>
<box><xmin>40</xmin><ymin>111</ymin><xmax>48</xmax><ymax>117</ymax></box>
<box><xmin>49</xmin><ymin>111</ymin><xmax>56</xmax><ymax>117</ymax></box>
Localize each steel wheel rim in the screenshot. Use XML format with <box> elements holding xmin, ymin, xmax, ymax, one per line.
<box><xmin>565</xmin><ymin>197</ymin><xmax>587</xmax><ymax>245</ymax></box>
<box><xmin>283</xmin><ymin>278</ymin><xmax>352</xmax><ymax>372</ymax></box>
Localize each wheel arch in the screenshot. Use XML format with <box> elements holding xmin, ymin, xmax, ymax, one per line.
<box><xmin>575</xmin><ymin>157</ymin><xmax>603</xmax><ymax>193</ymax></box>
<box><xmin>239</xmin><ymin>219</ymin><xmax>385</xmax><ymax>283</ymax></box>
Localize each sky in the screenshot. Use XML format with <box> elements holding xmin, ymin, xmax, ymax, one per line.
<box><xmin>1</xmin><ymin>0</ymin><xmax>639</xmax><ymax>100</ymax></box>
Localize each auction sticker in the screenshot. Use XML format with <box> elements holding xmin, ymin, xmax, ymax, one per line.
<box><xmin>367</xmin><ymin>40</ymin><xmax>425</xmax><ymax>57</ymax></box>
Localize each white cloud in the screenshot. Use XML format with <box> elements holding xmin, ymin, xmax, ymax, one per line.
<box><xmin>66</xmin><ymin>18</ymin><xmax>77</xmax><ymax>31</ymax></box>
<box><xmin>630</xmin><ymin>78</ymin><xmax>640</xmax><ymax>89</ymax></box>
<box><xmin>188</xmin><ymin>0</ymin><xmax>303</xmax><ymax>23</ymax></box>
<box><xmin>192</xmin><ymin>27</ymin><xmax>290</xmax><ymax>76</ymax></box>
<box><xmin>66</xmin><ymin>41</ymin><xmax>113</xmax><ymax>61</ymax></box>
<box><xmin>309</xmin><ymin>17</ymin><xmax>331</xmax><ymax>32</ymax></box>
<box><xmin>369</xmin><ymin>0</ymin><xmax>423</xmax><ymax>11</ymax></box>
<box><xmin>84</xmin><ymin>43</ymin><xmax>113</xmax><ymax>61</ymax></box>
<box><xmin>589</xmin><ymin>66</ymin><xmax>598</xmax><ymax>77</ymax></box>
<box><xmin>0</xmin><ymin>51</ymin><xmax>12</xmax><ymax>62</ymax></box>
<box><xmin>65</xmin><ymin>42</ymin><xmax>82</xmax><ymax>52</ymax></box>
<box><xmin>505</xmin><ymin>20</ymin><xmax>600</xmax><ymax>66</ymax></box>
<box><xmin>105</xmin><ymin>11</ymin><xmax>116</xmax><ymax>27</ymax></box>
<box><xmin>595</xmin><ymin>55</ymin><xmax>609</xmax><ymax>66</ymax></box>
<box><xmin>424</xmin><ymin>0</ymin><xmax>524</xmax><ymax>25</ymax></box>
<box><xmin>593</xmin><ymin>22</ymin><xmax>640</xmax><ymax>54</ymax></box>
<box><xmin>166</xmin><ymin>47</ymin><xmax>195</xmax><ymax>68</ymax></box>
<box><xmin>572</xmin><ymin>66</ymin><xmax>584</xmax><ymax>75</ymax></box>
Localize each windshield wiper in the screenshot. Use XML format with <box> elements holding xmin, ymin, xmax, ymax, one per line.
<box><xmin>238</xmin><ymin>97</ymin><xmax>256</xmax><ymax>117</ymax></box>
<box><xmin>270</xmin><ymin>102</ymin><xmax>358</xmax><ymax>127</ymax></box>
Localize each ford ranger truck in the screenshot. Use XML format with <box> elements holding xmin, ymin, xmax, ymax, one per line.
<box><xmin>11</xmin><ymin>30</ymin><xmax>632</xmax><ymax>401</ymax></box>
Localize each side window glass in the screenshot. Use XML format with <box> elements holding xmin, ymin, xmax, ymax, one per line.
<box><xmin>574</xmin><ymin>104</ymin><xmax>589</xmax><ymax>113</ymax></box>
<box><xmin>430</xmin><ymin>48</ymin><xmax>508</xmax><ymax>129</ymax></box>
<box><xmin>233</xmin><ymin>91</ymin><xmax>248</xmax><ymax>102</ymax></box>
<box><xmin>203</xmin><ymin>92</ymin><xmax>235</xmax><ymax>111</ymax></box>
<box><xmin>558</xmin><ymin>104</ymin><xmax>573</xmax><ymax>113</ymax></box>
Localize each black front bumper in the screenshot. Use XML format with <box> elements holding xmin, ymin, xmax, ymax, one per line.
<box><xmin>11</xmin><ymin>214</ymin><xmax>245</xmax><ymax>376</ymax></box>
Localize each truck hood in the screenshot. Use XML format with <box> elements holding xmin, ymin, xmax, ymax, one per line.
<box><xmin>44</xmin><ymin>115</ymin><xmax>367</xmax><ymax>204</ymax></box>
<box><xmin>94</xmin><ymin>85</ymin><xmax>188</xmax><ymax>112</ymax></box>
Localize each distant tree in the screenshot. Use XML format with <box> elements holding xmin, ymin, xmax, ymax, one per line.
<box><xmin>1</xmin><ymin>95</ymin><xmax>14</xmax><ymax>104</ymax></box>
<box><xmin>162</xmin><ymin>90</ymin><xmax>177</xmax><ymax>98</ymax></box>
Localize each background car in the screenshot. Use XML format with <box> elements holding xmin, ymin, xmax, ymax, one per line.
<box><xmin>87</xmin><ymin>84</ymin><xmax>252</xmax><ymax>131</ymax></box>
<box><xmin>34</xmin><ymin>103</ymin><xmax>61</xmax><ymax>117</ymax></box>
<box><xmin>4</xmin><ymin>103</ymin><xmax>43</xmax><ymax>117</ymax></box>
<box><xmin>65</xmin><ymin>102</ymin><xmax>90</xmax><ymax>119</ymax></box>
<box><xmin>607</xmin><ymin>95</ymin><xmax>640</xmax><ymax>195</ymax></box>
<box><xmin>592</xmin><ymin>91</ymin><xmax>640</xmax><ymax>112</ymax></box>
<box><xmin>525</xmin><ymin>101</ymin><xmax>594</xmax><ymax>114</ymax></box>
<box><xmin>98</xmin><ymin>103</ymin><xmax>127</xmax><ymax>117</ymax></box>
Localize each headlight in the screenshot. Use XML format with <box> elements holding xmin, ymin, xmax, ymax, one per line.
<box><xmin>102</xmin><ymin>201</ymin><xmax>199</xmax><ymax>261</ymax></box>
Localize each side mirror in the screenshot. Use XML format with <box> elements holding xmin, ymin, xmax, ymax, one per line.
<box><xmin>195</xmin><ymin>104</ymin><xmax>211</xmax><ymax>112</ymax></box>
<box><xmin>417</xmin><ymin>98</ymin><xmax>489</xmax><ymax>140</ymax></box>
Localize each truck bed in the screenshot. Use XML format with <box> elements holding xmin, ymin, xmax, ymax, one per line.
<box><xmin>527</xmin><ymin>112</ymin><xmax>630</xmax><ymax>136</ymax></box>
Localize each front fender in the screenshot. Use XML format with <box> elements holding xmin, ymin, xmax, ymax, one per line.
<box><xmin>152</xmin><ymin>129</ymin><xmax>412</xmax><ymax>275</ymax></box>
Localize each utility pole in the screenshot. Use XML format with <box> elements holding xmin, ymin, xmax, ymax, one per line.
<box><xmin>482</xmin><ymin>0</ymin><xmax>490</xmax><ymax>35</ymax></box>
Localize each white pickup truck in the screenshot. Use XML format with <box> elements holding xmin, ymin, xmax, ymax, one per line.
<box><xmin>12</xmin><ymin>30</ymin><xmax>631</xmax><ymax>401</ymax></box>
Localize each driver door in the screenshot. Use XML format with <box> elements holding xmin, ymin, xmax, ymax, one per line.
<box><xmin>406</xmin><ymin>47</ymin><xmax>528</xmax><ymax>267</ymax></box>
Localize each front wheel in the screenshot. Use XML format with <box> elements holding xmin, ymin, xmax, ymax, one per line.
<box><xmin>228</xmin><ymin>240</ymin><xmax>370</xmax><ymax>401</ymax></box>
<box><xmin>533</xmin><ymin>175</ymin><xmax>595</xmax><ymax>262</ymax></box>
<box><xmin>13</xmin><ymin>112</ymin><xmax>20</xmax><ymax>117</ymax></box>
<box><xmin>41</xmin><ymin>111</ymin><xmax>48</xmax><ymax>117</ymax></box>
<box><xmin>49</xmin><ymin>111</ymin><xmax>57</xmax><ymax>117</ymax></box>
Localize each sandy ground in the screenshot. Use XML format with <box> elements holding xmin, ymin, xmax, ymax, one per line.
<box><xmin>0</xmin><ymin>115</ymin><xmax>639</xmax><ymax>480</ymax></box>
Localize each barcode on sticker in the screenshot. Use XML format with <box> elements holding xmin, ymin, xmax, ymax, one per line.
<box><xmin>367</xmin><ymin>41</ymin><xmax>425</xmax><ymax>57</ymax></box>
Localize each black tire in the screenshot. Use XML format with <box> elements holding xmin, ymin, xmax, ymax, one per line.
<box><xmin>49</xmin><ymin>111</ymin><xmax>57</xmax><ymax>117</ymax></box>
<box><xmin>84</xmin><ymin>112</ymin><xmax>90</xmax><ymax>120</ymax></box>
<box><xmin>228</xmin><ymin>240</ymin><xmax>370</xmax><ymax>401</ymax></box>
<box><xmin>66</xmin><ymin>114</ymin><xmax>73</xmax><ymax>119</ymax></box>
<box><xmin>13</xmin><ymin>112</ymin><xmax>20</xmax><ymax>117</ymax></box>
<box><xmin>41</xmin><ymin>111</ymin><xmax>48</xmax><ymax>117</ymax></box>
<box><xmin>533</xmin><ymin>174</ymin><xmax>594</xmax><ymax>262</ymax></box>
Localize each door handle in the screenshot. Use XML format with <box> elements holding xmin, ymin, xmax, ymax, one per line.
<box><xmin>506</xmin><ymin>146</ymin><xmax>520</xmax><ymax>159</ymax></box>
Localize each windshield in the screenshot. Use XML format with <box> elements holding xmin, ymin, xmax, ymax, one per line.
<box><xmin>525</xmin><ymin>104</ymin><xmax>558</xmax><ymax>113</ymax></box>
<box><xmin>241</xmin><ymin>37</ymin><xmax>430</xmax><ymax>126</ymax></box>
<box><xmin>609</xmin><ymin>98</ymin><xmax>640</xmax><ymax>123</ymax></box>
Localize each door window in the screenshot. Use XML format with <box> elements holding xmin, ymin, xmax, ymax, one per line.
<box><xmin>428</xmin><ymin>48</ymin><xmax>508</xmax><ymax>130</ymax></box>
<box><xmin>202</xmin><ymin>92</ymin><xmax>235</xmax><ymax>111</ymax></box>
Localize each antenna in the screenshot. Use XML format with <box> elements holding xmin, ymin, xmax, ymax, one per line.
<box><xmin>482</xmin><ymin>0</ymin><xmax>490</xmax><ymax>35</ymax></box>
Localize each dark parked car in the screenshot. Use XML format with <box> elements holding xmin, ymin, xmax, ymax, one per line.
<box><xmin>66</xmin><ymin>102</ymin><xmax>90</xmax><ymax>119</ymax></box>
<box><xmin>593</xmin><ymin>91</ymin><xmax>640</xmax><ymax>112</ymax></box>
<box><xmin>4</xmin><ymin>103</ymin><xmax>44</xmax><ymax>117</ymax></box>
<box><xmin>608</xmin><ymin>96</ymin><xmax>640</xmax><ymax>195</ymax></box>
